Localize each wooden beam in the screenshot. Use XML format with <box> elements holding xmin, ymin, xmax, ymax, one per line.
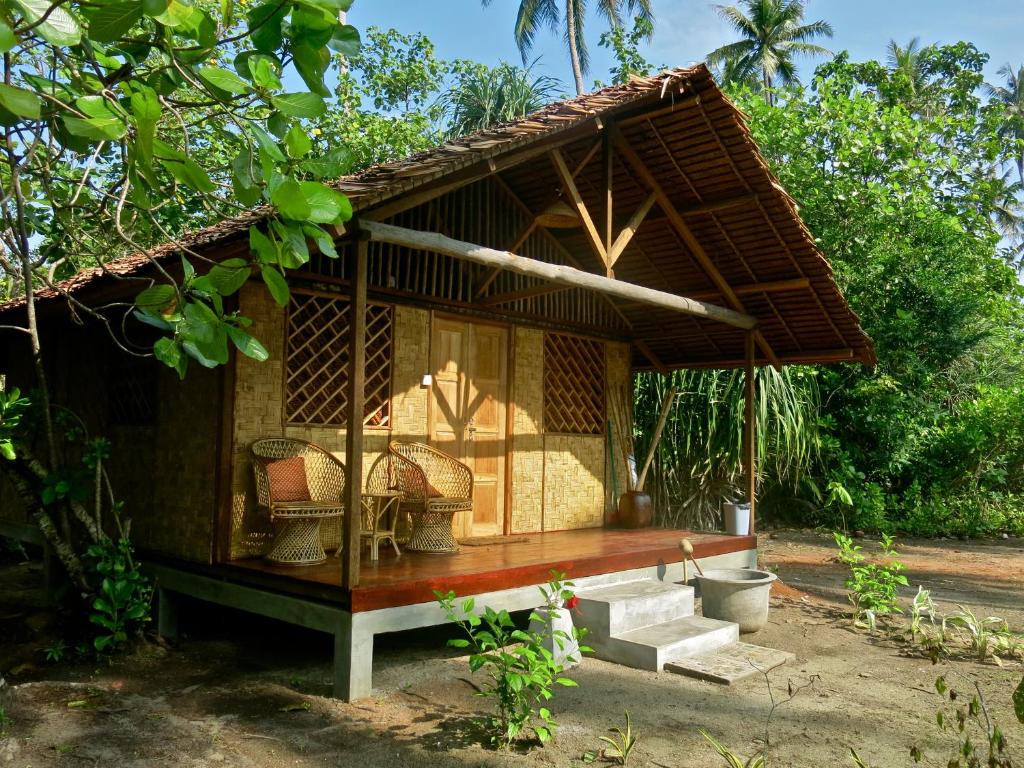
<box><xmin>342</xmin><ymin>239</ymin><xmax>368</xmax><ymax>590</ymax></box>
<box><xmin>607</xmin><ymin>192</ymin><xmax>657</xmax><ymax>267</ymax></box>
<box><xmin>549</xmin><ymin>148</ymin><xmax>608</xmax><ymax>269</ymax></box>
<box><xmin>677</xmin><ymin>193</ymin><xmax>759</xmax><ymax>217</ymax></box>
<box><xmin>633</xmin><ymin>338</ymin><xmax>668</xmax><ymax>375</ymax></box>
<box><xmin>480</xmin><ymin>283</ymin><xmax>572</xmax><ymax>306</ymax></box>
<box><xmin>744</xmin><ymin>332</ymin><xmax>757</xmax><ymax>534</ymax></box>
<box><xmin>612</xmin><ymin>129</ymin><xmax>782</xmax><ymax>370</ymax></box>
<box><xmin>632</xmin><ymin>347</ymin><xmax>858</xmax><ymax>370</ymax></box>
<box><xmin>362</xmin><ymin>220</ymin><xmax>757</xmax><ymax>330</ymax></box>
<box><xmin>684</xmin><ymin>278</ymin><xmax>812</xmax><ymax>302</ymax></box>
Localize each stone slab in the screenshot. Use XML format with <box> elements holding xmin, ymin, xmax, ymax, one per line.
<box><xmin>576</xmin><ymin>579</ymin><xmax>695</xmax><ymax>638</ymax></box>
<box><xmin>664</xmin><ymin>642</ymin><xmax>796</xmax><ymax>685</ymax></box>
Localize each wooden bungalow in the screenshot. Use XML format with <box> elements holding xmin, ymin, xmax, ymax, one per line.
<box><xmin>0</xmin><ymin>65</ymin><xmax>873</xmax><ymax>700</ymax></box>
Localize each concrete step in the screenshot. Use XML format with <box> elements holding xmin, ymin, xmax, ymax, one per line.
<box><xmin>590</xmin><ymin>615</ymin><xmax>739</xmax><ymax>672</ymax></box>
<box><xmin>575</xmin><ymin>579</ymin><xmax>695</xmax><ymax>639</ymax></box>
<box><xmin>664</xmin><ymin>642</ymin><xmax>796</xmax><ymax>685</ymax></box>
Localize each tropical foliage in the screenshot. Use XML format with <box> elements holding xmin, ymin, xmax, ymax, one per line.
<box><xmin>707</xmin><ymin>0</ymin><xmax>833</xmax><ymax>102</ymax></box>
<box><xmin>481</xmin><ymin>0</ymin><xmax>653</xmax><ymax>95</ymax></box>
<box><xmin>441</xmin><ymin>61</ymin><xmax>562</xmax><ymax>137</ymax></box>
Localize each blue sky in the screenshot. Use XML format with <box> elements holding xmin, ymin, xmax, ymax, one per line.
<box><xmin>347</xmin><ymin>0</ymin><xmax>1023</xmax><ymax>92</ymax></box>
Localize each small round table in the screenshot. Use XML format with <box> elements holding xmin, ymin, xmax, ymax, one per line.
<box><xmin>406</xmin><ymin>497</ymin><xmax>472</xmax><ymax>554</ymax></box>
<box><xmin>361</xmin><ymin>491</ymin><xmax>402</xmax><ymax>561</ymax></box>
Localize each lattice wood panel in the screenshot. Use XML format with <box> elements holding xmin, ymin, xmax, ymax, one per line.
<box><xmin>285</xmin><ymin>292</ymin><xmax>392</xmax><ymax>427</ymax></box>
<box><xmin>544</xmin><ymin>333</ymin><xmax>605</xmax><ymax>435</ymax></box>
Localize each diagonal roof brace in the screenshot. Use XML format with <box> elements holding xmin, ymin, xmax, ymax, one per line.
<box><xmin>360</xmin><ymin>220</ymin><xmax>757</xmax><ymax>331</ymax></box>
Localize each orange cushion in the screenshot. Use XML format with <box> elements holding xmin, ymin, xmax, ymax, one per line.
<box><xmin>265</xmin><ymin>456</ymin><xmax>311</xmax><ymax>503</ymax></box>
<box><xmin>426</xmin><ymin>483</ymin><xmax>444</xmax><ymax>498</ymax></box>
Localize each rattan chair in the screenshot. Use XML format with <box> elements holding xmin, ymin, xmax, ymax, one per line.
<box><xmin>367</xmin><ymin>442</ymin><xmax>473</xmax><ymax>553</ymax></box>
<box><xmin>251</xmin><ymin>438</ymin><xmax>346</xmax><ymax>565</ymax></box>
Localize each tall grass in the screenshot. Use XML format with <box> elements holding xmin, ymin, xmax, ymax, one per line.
<box><xmin>633</xmin><ymin>367</ymin><xmax>821</xmax><ymax>529</ymax></box>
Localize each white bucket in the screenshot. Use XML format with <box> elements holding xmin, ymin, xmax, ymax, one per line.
<box><xmin>723</xmin><ymin>502</ymin><xmax>751</xmax><ymax>536</ymax></box>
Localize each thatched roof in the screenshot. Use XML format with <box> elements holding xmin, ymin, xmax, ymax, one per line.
<box><xmin>2</xmin><ymin>64</ymin><xmax>874</xmax><ymax>369</ymax></box>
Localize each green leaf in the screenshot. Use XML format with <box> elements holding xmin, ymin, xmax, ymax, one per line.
<box><xmin>300</xmin><ymin>148</ymin><xmax>353</xmax><ymax>179</ymax></box>
<box><xmin>299</xmin><ymin>181</ymin><xmax>350</xmax><ymax>224</ymax></box>
<box><xmin>134</xmin><ymin>284</ymin><xmax>177</xmax><ymax>312</ymax></box>
<box><xmin>87</xmin><ymin>1</ymin><xmax>143</xmax><ymax>42</ymax></box>
<box><xmin>271</xmin><ymin>219</ymin><xmax>309</xmax><ymax>268</ymax></box>
<box><xmin>130</xmin><ymin>85</ymin><xmax>160</xmax><ymax>161</ymax></box>
<box><xmin>207</xmin><ymin>258</ymin><xmax>251</xmax><ymax>295</ymax></box>
<box><xmin>1014</xmin><ymin>676</ymin><xmax>1024</xmax><ymax>724</ymax></box>
<box><xmin>249</xmin><ymin>226</ymin><xmax>278</xmax><ymax>263</ymax></box>
<box><xmin>0</xmin><ymin>84</ymin><xmax>40</xmax><ymax>120</ymax></box>
<box><xmin>12</xmin><ymin>0</ymin><xmax>81</xmax><ymax>46</ymax></box>
<box><xmin>226</xmin><ymin>326</ymin><xmax>269</xmax><ymax>361</ymax></box>
<box><xmin>285</xmin><ymin>125</ymin><xmax>312</xmax><ymax>159</ymax></box>
<box><xmin>0</xmin><ymin>21</ymin><xmax>18</xmax><ymax>53</ymax></box>
<box><xmin>270</xmin><ymin>92</ymin><xmax>326</xmax><ymax>119</ymax></box>
<box><xmin>198</xmin><ymin>65</ymin><xmax>251</xmax><ymax>96</ymax></box>
<box><xmin>271</xmin><ymin>177</ymin><xmax>311</xmax><ymax>220</ymax></box>
<box><xmin>248</xmin><ymin>1</ymin><xmax>286</xmax><ymax>54</ymax></box>
<box><xmin>251</xmin><ymin>124</ymin><xmax>285</xmax><ymax>162</ymax></box>
<box><xmin>245</xmin><ymin>54</ymin><xmax>282</xmax><ymax>90</ymax></box>
<box><xmin>327</xmin><ymin>24</ymin><xmax>361</xmax><ymax>56</ymax></box>
<box><xmin>142</xmin><ymin>0</ymin><xmax>168</xmax><ymax>16</ymax></box>
<box><xmin>261</xmin><ymin>265</ymin><xmax>290</xmax><ymax>306</ymax></box>
<box><xmin>292</xmin><ymin>42</ymin><xmax>331</xmax><ymax>97</ymax></box>
<box><xmin>303</xmin><ymin>224</ymin><xmax>337</xmax><ymax>258</ymax></box>
<box><xmin>152</xmin><ymin>0</ymin><xmax>195</xmax><ymax>27</ymax></box>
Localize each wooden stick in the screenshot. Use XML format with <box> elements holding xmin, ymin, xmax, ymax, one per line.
<box><xmin>361</xmin><ymin>220</ymin><xmax>757</xmax><ymax>330</ymax></box>
<box><xmin>636</xmin><ymin>386</ymin><xmax>676</xmax><ymax>492</ymax></box>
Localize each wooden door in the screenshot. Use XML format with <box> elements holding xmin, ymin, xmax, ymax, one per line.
<box><xmin>429</xmin><ymin>317</ymin><xmax>507</xmax><ymax>539</ymax></box>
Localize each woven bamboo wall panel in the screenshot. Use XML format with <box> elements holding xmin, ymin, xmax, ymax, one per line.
<box><xmin>285</xmin><ymin>292</ymin><xmax>393</xmax><ymax>427</ymax></box>
<box><xmin>231</xmin><ymin>283</ymin><xmax>285</xmax><ymax>558</ymax></box>
<box><xmin>510</xmin><ymin>327</ymin><xmax>544</xmax><ymax>533</ymax></box>
<box><xmin>544</xmin><ymin>333</ymin><xmax>606</xmax><ymax>435</ymax></box>
<box><xmin>542</xmin><ymin>434</ymin><xmax>605</xmax><ymax>530</ymax></box>
<box><xmin>390</xmin><ymin>306</ymin><xmax>430</xmax><ymax>441</ymax></box>
<box><xmin>605</xmin><ymin>341</ymin><xmax>633</xmax><ymax>513</ymax></box>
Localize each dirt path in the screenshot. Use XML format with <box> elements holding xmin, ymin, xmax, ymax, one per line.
<box><xmin>1</xmin><ymin>531</ymin><xmax>1022</xmax><ymax>767</ymax></box>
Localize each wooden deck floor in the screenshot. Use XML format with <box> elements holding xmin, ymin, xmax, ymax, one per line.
<box><xmin>224</xmin><ymin>528</ymin><xmax>755</xmax><ymax>611</ymax></box>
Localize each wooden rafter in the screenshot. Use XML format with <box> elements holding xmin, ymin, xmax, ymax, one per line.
<box><xmin>481</xmin><ymin>283</ymin><xmax>572</xmax><ymax>306</ymax></box>
<box><xmin>549</xmin><ymin>148</ymin><xmax>608</xmax><ymax>270</ymax></box>
<box><xmin>607</xmin><ymin>192</ymin><xmax>657</xmax><ymax>267</ymax></box>
<box><xmin>611</xmin><ymin>128</ymin><xmax>781</xmax><ymax>369</ymax></box>
<box><xmin>362</xmin><ymin>220</ymin><xmax>757</xmax><ymax>330</ymax></box>
<box><xmin>633</xmin><ymin>338</ymin><xmax>668</xmax><ymax>375</ymax></box>
<box><xmin>474</xmin><ymin>220</ymin><xmax>537</xmax><ymax>299</ymax></box>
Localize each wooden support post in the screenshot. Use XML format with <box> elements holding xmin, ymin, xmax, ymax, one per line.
<box><xmin>744</xmin><ymin>332</ymin><xmax>757</xmax><ymax>535</ymax></box>
<box><xmin>603</xmin><ymin>130</ymin><xmax>613</xmax><ymax>276</ymax></box>
<box><xmin>549</xmin><ymin>149</ymin><xmax>609</xmax><ymax>269</ymax></box>
<box><xmin>342</xmin><ymin>239</ymin><xmax>368</xmax><ymax>590</ymax></box>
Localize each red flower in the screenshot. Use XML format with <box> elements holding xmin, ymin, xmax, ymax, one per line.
<box><xmin>565</xmin><ymin>595</ymin><xmax>580</xmax><ymax>610</ymax></box>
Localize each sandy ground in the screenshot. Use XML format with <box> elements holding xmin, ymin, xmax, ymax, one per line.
<box><xmin>0</xmin><ymin>529</ymin><xmax>1022</xmax><ymax>767</ymax></box>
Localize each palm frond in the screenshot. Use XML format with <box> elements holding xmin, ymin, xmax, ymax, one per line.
<box><xmin>512</xmin><ymin>0</ymin><xmax>560</xmax><ymax>62</ymax></box>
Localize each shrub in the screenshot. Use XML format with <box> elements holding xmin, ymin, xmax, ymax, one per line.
<box><xmin>86</xmin><ymin>537</ymin><xmax>152</xmax><ymax>653</ymax></box>
<box><xmin>435</xmin><ymin>590</ymin><xmax>579</xmax><ymax>748</ymax></box>
<box><xmin>834</xmin><ymin>532</ymin><xmax>908</xmax><ymax>631</ymax></box>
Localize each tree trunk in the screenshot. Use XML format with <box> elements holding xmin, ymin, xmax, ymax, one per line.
<box><xmin>565</xmin><ymin>0</ymin><xmax>585</xmax><ymax>95</ymax></box>
<box><xmin>762</xmin><ymin>66</ymin><xmax>772</xmax><ymax>106</ymax></box>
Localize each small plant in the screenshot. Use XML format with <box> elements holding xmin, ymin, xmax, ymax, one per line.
<box><xmin>946</xmin><ymin>605</ymin><xmax>1024</xmax><ymax>664</ymax></box>
<box><xmin>0</xmin><ymin>704</ymin><xmax>11</xmax><ymax>736</ymax></box>
<box><xmin>86</xmin><ymin>537</ymin><xmax>152</xmax><ymax>653</ymax></box>
<box><xmin>833</xmin><ymin>531</ymin><xmax>908</xmax><ymax>632</ymax></box>
<box><xmin>43</xmin><ymin>640</ymin><xmax>67</xmax><ymax>663</ymax></box>
<box><xmin>700</xmin><ymin>729</ymin><xmax>765</xmax><ymax>768</ymax></box>
<box><xmin>436</xmin><ymin>589</ymin><xmax>579</xmax><ymax>749</ymax></box>
<box><xmin>537</xmin><ymin>570</ymin><xmax>579</xmax><ymax>610</ymax></box>
<box><xmin>926</xmin><ymin>674</ymin><xmax>1013</xmax><ymax>767</ymax></box>
<box><xmin>599</xmin><ymin>710</ymin><xmax>638</xmax><ymax>765</ymax></box>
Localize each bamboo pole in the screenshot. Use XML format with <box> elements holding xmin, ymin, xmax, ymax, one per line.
<box><xmin>342</xmin><ymin>239</ymin><xmax>368</xmax><ymax>590</ymax></box>
<box><xmin>361</xmin><ymin>220</ymin><xmax>757</xmax><ymax>330</ymax></box>
<box><xmin>744</xmin><ymin>331</ymin><xmax>757</xmax><ymax>535</ymax></box>
<box><xmin>635</xmin><ymin>386</ymin><xmax>677</xmax><ymax>492</ymax></box>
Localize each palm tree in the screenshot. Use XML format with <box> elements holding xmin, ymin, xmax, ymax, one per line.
<box><xmin>985</xmin><ymin>63</ymin><xmax>1024</xmax><ymax>184</ymax></box>
<box><xmin>481</xmin><ymin>0</ymin><xmax>653</xmax><ymax>96</ymax></box>
<box><xmin>886</xmin><ymin>38</ymin><xmax>930</xmax><ymax>104</ymax></box>
<box><xmin>442</xmin><ymin>62</ymin><xmax>563</xmax><ymax>137</ymax></box>
<box><xmin>706</xmin><ymin>0</ymin><xmax>833</xmax><ymax>105</ymax></box>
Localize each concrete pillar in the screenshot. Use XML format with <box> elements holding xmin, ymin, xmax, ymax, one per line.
<box><xmin>157</xmin><ymin>587</ymin><xmax>179</xmax><ymax>641</ymax></box>
<box><xmin>333</xmin><ymin>611</ymin><xmax>373</xmax><ymax>701</ymax></box>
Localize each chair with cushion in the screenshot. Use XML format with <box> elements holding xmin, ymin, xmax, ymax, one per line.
<box><xmin>372</xmin><ymin>442</ymin><xmax>473</xmax><ymax>554</ymax></box>
<box><xmin>251</xmin><ymin>438</ymin><xmax>346</xmax><ymax>565</ymax></box>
